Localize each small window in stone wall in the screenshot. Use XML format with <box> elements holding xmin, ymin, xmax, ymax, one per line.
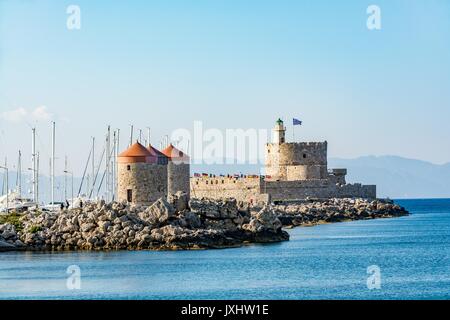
<box><xmin>127</xmin><ymin>165</ymin><xmax>131</xmax><ymax>171</ymax></box>
<box><xmin>303</xmin><ymin>154</ymin><xmax>307</xmax><ymax>159</ymax></box>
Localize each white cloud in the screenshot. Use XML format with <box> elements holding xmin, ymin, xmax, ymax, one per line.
<box><xmin>31</xmin><ymin>106</ymin><xmax>52</xmax><ymax>121</ymax></box>
<box><xmin>0</xmin><ymin>106</ymin><xmax>53</xmax><ymax>123</ymax></box>
<box><xmin>0</xmin><ymin>107</ymin><xmax>28</xmax><ymax>123</ymax></box>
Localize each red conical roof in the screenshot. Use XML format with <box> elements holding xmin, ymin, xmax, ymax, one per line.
<box><xmin>147</xmin><ymin>145</ymin><xmax>168</xmax><ymax>164</ymax></box>
<box><xmin>118</xmin><ymin>142</ymin><xmax>152</xmax><ymax>163</ymax></box>
<box><xmin>162</xmin><ymin>144</ymin><xmax>189</xmax><ymax>162</ymax></box>
<box><xmin>147</xmin><ymin>145</ymin><xmax>168</xmax><ymax>158</ymax></box>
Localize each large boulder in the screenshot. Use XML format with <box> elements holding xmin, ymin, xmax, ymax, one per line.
<box><xmin>0</xmin><ymin>224</ymin><xmax>18</xmax><ymax>241</ymax></box>
<box><xmin>139</xmin><ymin>198</ymin><xmax>174</xmax><ymax>225</ymax></box>
<box><xmin>167</xmin><ymin>191</ymin><xmax>189</xmax><ymax>212</ymax></box>
<box><xmin>0</xmin><ymin>239</ymin><xmax>16</xmax><ymax>251</ymax></box>
<box><xmin>189</xmin><ymin>198</ymin><xmax>238</xmax><ymax>219</ymax></box>
<box><xmin>243</xmin><ymin>206</ymin><xmax>282</xmax><ymax>233</ymax></box>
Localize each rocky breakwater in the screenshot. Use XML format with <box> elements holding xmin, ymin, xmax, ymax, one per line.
<box><xmin>271</xmin><ymin>198</ymin><xmax>409</xmax><ymax>228</ymax></box>
<box><xmin>0</xmin><ymin>193</ymin><xmax>288</xmax><ymax>252</ymax></box>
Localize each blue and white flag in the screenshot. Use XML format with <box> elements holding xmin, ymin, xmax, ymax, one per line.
<box><xmin>293</xmin><ymin>118</ymin><xmax>302</xmax><ymax>126</ymax></box>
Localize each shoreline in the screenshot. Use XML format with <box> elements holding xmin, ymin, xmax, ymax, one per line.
<box><xmin>1</xmin><ymin>196</ymin><xmax>409</xmax><ymax>253</ymax></box>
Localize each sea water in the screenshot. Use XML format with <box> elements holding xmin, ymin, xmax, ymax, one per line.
<box><xmin>0</xmin><ymin>199</ymin><xmax>449</xmax><ymax>300</ymax></box>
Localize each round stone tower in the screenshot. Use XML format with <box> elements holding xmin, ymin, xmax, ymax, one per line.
<box><xmin>162</xmin><ymin>144</ymin><xmax>190</xmax><ymax>198</ymax></box>
<box><xmin>118</xmin><ymin>142</ymin><xmax>168</xmax><ymax>205</ymax></box>
<box><xmin>265</xmin><ymin>119</ymin><xmax>328</xmax><ymax>181</ymax></box>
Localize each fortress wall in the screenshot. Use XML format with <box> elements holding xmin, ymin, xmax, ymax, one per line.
<box><xmin>190</xmin><ymin>176</ymin><xmax>269</xmax><ymax>204</ymax></box>
<box><xmin>118</xmin><ymin>163</ymin><xmax>168</xmax><ymax>205</ymax></box>
<box><xmin>263</xmin><ymin>180</ymin><xmax>376</xmax><ymax>201</ymax></box>
<box><xmin>327</xmin><ymin>174</ymin><xmax>346</xmax><ymax>185</ymax></box>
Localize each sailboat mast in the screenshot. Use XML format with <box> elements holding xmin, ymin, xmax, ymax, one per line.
<box><xmin>36</xmin><ymin>152</ymin><xmax>40</xmax><ymax>205</ymax></box>
<box><xmin>116</xmin><ymin>128</ymin><xmax>120</xmax><ymax>200</ymax></box>
<box><xmin>17</xmin><ymin>150</ymin><xmax>22</xmax><ymax>197</ymax></box>
<box><xmin>106</xmin><ymin>126</ymin><xmax>111</xmax><ymax>202</ymax></box>
<box><xmin>32</xmin><ymin>128</ymin><xmax>36</xmax><ymax>203</ymax></box>
<box><xmin>92</xmin><ymin>136</ymin><xmax>95</xmax><ymax>198</ymax></box>
<box><xmin>129</xmin><ymin>125</ymin><xmax>134</xmax><ymax>147</ymax></box>
<box><xmin>51</xmin><ymin>121</ymin><xmax>55</xmax><ymax>205</ymax></box>
<box><xmin>112</xmin><ymin>130</ymin><xmax>116</xmax><ymax>201</ymax></box>
<box><xmin>64</xmin><ymin>155</ymin><xmax>68</xmax><ymax>200</ymax></box>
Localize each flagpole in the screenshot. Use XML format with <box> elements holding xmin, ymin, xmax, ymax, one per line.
<box><xmin>292</xmin><ymin>124</ymin><xmax>294</xmax><ymax>142</ymax></box>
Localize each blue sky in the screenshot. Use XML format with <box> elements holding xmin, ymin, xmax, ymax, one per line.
<box><xmin>1</xmin><ymin>0</ymin><xmax>450</xmax><ymax>175</ymax></box>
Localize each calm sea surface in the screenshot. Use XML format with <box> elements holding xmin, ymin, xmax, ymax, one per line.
<box><xmin>1</xmin><ymin>199</ymin><xmax>449</xmax><ymax>300</ymax></box>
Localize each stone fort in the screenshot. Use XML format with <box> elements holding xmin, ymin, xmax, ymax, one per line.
<box><xmin>190</xmin><ymin>119</ymin><xmax>376</xmax><ymax>203</ymax></box>
<box><xmin>117</xmin><ymin>119</ymin><xmax>376</xmax><ymax>205</ymax></box>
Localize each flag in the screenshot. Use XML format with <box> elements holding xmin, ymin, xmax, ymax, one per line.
<box><xmin>293</xmin><ymin>118</ymin><xmax>302</xmax><ymax>126</ymax></box>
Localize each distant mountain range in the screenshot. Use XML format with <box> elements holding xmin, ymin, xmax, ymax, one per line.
<box><xmin>2</xmin><ymin>156</ymin><xmax>449</xmax><ymax>201</ymax></box>
<box><xmin>328</xmin><ymin>156</ymin><xmax>450</xmax><ymax>199</ymax></box>
<box><xmin>193</xmin><ymin>155</ymin><xmax>450</xmax><ymax>199</ymax></box>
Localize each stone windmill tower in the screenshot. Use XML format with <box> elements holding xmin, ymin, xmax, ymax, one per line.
<box><xmin>162</xmin><ymin>144</ymin><xmax>190</xmax><ymax>198</ymax></box>
<box><xmin>117</xmin><ymin>142</ymin><xmax>168</xmax><ymax>205</ymax></box>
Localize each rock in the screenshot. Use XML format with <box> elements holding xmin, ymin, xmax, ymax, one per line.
<box><xmin>3</xmin><ymin>197</ymin><xmax>294</xmax><ymax>252</ymax></box>
<box><xmin>177</xmin><ymin>212</ymin><xmax>202</xmax><ymax>229</ymax></box>
<box><xmin>218</xmin><ymin>199</ymin><xmax>239</xmax><ymax>219</ymax></box>
<box><xmin>80</xmin><ymin>223</ymin><xmax>96</xmax><ymax>233</ymax></box>
<box><xmin>272</xmin><ymin>198</ymin><xmax>409</xmax><ymax>227</ymax></box>
<box><xmin>1</xmin><ymin>230</ymin><xmax>17</xmax><ymax>240</ymax></box>
<box><xmin>139</xmin><ymin>199</ymin><xmax>174</xmax><ymax>224</ymax></box>
<box><xmin>14</xmin><ymin>239</ymin><xmax>25</xmax><ymax>247</ymax></box>
<box><xmin>189</xmin><ymin>199</ymin><xmax>219</xmax><ymax>218</ymax></box>
<box><xmin>98</xmin><ymin>221</ymin><xmax>111</xmax><ymax>233</ymax></box>
<box><xmin>167</xmin><ymin>191</ymin><xmax>189</xmax><ymax>212</ymax></box>
<box><xmin>243</xmin><ymin>206</ymin><xmax>282</xmax><ymax>233</ymax></box>
<box><xmin>189</xmin><ymin>198</ymin><xmax>239</xmax><ymax>219</ymax></box>
<box><xmin>0</xmin><ymin>239</ymin><xmax>16</xmax><ymax>251</ymax></box>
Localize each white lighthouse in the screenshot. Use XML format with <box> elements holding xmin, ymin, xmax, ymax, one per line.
<box><xmin>273</xmin><ymin>118</ymin><xmax>286</xmax><ymax>144</ymax></box>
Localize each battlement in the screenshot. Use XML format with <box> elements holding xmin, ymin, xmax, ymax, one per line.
<box><xmin>275</xmin><ymin>141</ymin><xmax>327</xmax><ymax>148</ymax></box>
<box><xmin>190</xmin><ymin>174</ymin><xmax>267</xmax><ymax>204</ymax></box>
<box><xmin>191</xmin><ymin>175</ymin><xmax>262</xmax><ymax>186</ymax></box>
